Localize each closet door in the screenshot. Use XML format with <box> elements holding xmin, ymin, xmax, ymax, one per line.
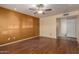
<box><xmin>66</xmin><ymin>19</ymin><xmax>76</xmax><ymax>38</ymax></box>
<box><xmin>56</xmin><ymin>18</ymin><xmax>67</xmax><ymax>37</ymax></box>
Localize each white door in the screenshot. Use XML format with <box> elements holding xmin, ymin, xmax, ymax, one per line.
<box><xmin>66</xmin><ymin>19</ymin><xmax>76</xmax><ymax>37</ymax></box>
<box><xmin>57</xmin><ymin>19</ymin><xmax>67</xmax><ymax>37</ymax></box>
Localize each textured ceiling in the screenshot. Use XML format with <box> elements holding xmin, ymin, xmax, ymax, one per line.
<box><xmin>0</xmin><ymin>4</ymin><xmax>79</xmax><ymax>18</ymax></box>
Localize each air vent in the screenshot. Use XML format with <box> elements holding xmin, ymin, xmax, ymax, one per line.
<box><xmin>63</xmin><ymin>13</ymin><xmax>69</xmax><ymax>16</ymax></box>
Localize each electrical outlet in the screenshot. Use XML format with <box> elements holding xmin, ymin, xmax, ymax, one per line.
<box><xmin>8</xmin><ymin>37</ymin><xmax>10</xmax><ymax>40</ymax></box>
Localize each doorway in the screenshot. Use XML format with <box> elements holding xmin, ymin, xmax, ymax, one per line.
<box><xmin>56</xmin><ymin>16</ymin><xmax>77</xmax><ymax>41</ymax></box>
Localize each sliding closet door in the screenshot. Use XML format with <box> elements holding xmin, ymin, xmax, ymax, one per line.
<box><xmin>57</xmin><ymin>17</ymin><xmax>76</xmax><ymax>38</ymax></box>
<box><xmin>66</xmin><ymin>19</ymin><xmax>76</xmax><ymax>38</ymax></box>
<box><xmin>57</xmin><ymin>19</ymin><xmax>67</xmax><ymax>37</ymax></box>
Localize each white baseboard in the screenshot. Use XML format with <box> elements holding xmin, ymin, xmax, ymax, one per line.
<box><xmin>0</xmin><ymin>36</ymin><xmax>38</xmax><ymax>47</ymax></box>
<box><xmin>39</xmin><ymin>36</ymin><xmax>56</xmax><ymax>39</ymax></box>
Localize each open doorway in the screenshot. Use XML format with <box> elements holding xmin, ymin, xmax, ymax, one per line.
<box><xmin>56</xmin><ymin>15</ymin><xmax>77</xmax><ymax>41</ymax></box>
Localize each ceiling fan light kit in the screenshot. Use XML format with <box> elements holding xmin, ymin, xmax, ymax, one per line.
<box><xmin>29</xmin><ymin>4</ymin><xmax>52</xmax><ymax>15</ymax></box>
<box><xmin>37</xmin><ymin>10</ymin><xmax>43</xmax><ymax>14</ymax></box>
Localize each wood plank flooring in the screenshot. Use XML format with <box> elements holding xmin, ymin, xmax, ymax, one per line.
<box><xmin>0</xmin><ymin>37</ymin><xmax>79</xmax><ymax>54</ymax></box>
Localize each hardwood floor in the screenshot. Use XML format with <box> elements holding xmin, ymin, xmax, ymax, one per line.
<box><xmin>0</xmin><ymin>37</ymin><xmax>79</xmax><ymax>54</ymax></box>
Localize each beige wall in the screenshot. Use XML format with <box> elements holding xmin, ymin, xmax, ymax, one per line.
<box><xmin>40</xmin><ymin>11</ymin><xmax>79</xmax><ymax>40</ymax></box>
<box><xmin>40</xmin><ymin>16</ymin><xmax>57</xmax><ymax>38</ymax></box>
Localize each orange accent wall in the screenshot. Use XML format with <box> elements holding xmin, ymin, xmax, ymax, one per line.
<box><xmin>0</xmin><ymin>7</ymin><xmax>39</xmax><ymax>45</ymax></box>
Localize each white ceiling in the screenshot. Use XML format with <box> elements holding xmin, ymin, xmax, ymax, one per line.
<box><xmin>0</xmin><ymin>4</ymin><xmax>79</xmax><ymax>18</ymax></box>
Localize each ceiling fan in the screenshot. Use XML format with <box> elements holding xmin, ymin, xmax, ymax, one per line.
<box><xmin>29</xmin><ymin>4</ymin><xmax>52</xmax><ymax>14</ymax></box>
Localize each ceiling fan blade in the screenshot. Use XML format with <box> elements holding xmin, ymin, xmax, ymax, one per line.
<box><xmin>45</xmin><ymin>9</ymin><xmax>52</xmax><ymax>11</ymax></box>
<box><xmin>42</xmin><ymin>12</ymin><xmax>45</xmax><ymax>14</ymax></box>
<box><xmin>29</xmin><ymin>8</ymin><xmax>36</xmax><ymax>11</ymax></box>
<box><xmin>34</xmin><ymin>12</ymin><xmax>37</xmax><ymax>14</ymax></box>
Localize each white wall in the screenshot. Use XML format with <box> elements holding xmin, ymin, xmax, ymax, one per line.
<box><xmin>40</xmin><ymin>16</ymin><xmax>56</xmax><ymax>38</ymax></box>
<box><xmin>40</xmin><ymin>11</ymin><xmax>79</xmax><ymax>40</ymax></box>
<box><xmin>59</xmin><ymin>19</ymin><xmax>67</xmax><ymax>37</ymax></box>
